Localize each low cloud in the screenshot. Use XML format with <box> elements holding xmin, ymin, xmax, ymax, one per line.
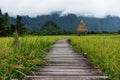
<box><xmin>0</xmin><ymin>0</ymin><xmax>120</xmax><ymax>17</ymax></box>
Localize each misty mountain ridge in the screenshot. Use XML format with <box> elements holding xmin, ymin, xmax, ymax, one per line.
<box><xmin>10</xmin><ymin>13</ymin><xmax>120</xmax><ymax>32</ymax></box>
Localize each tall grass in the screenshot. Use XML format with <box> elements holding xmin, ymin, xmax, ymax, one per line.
<box><xmin>0</xmin><ymin>36</ymin><xmax>59</xmax><ymax>80</ymax></box>
<box><xmin>71</xmin><ymin>35</ymin><xmax>120</xmax><ymax>80</ymax></box>
<box><xmin>1</xmin><ymin>35</ymin><xmax>119</xmax><ymax>80</ymax></box>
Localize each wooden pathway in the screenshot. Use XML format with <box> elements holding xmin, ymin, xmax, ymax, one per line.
<box><xmin>24</xmin><ymin>39</ymin><xmax>109</xmax><ymax>80</ymax></box>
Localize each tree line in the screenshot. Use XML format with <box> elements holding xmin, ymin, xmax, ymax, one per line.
<box><xmin>30</xmin><ymin>21</ymin><xmax>75</xmax><ymax>35</ymax></box>
<box><xmin>0</xmin><ymin>9</ymin><xmax>27</xmax><ymax>37</ymax></box>
<box><xmin>10</xmin><ymin>13</ymin><xmax>120</xmax><ymax>32</ymax></box>
<box><xmin>0</xmin><ymin>9</ymin><xmax>72</xmax><ymax>36</ymax></box>
<box><xmin>30</xmin><ymin>21</ymin><xmax>120</xmax><ymax>35</ymax></box>
<box><xmin>0</xmin><ymin>9</ymin><xmax>120</xmax><ymax>37</ymax></box>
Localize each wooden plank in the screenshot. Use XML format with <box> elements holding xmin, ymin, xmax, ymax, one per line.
<box><xmin>45</xmin><ymin>57</ymin><xmax>85</xmax><ymax>60</ymax></box>
<box><xmin>46</xmin><ymin>59</ymin><xmax>87</xmax><ymax>62</ymax></box>
<box><xmin>46</xmin><ymin>55</ymin><xmax>83</xmax><ymax>58</ymax></box>
<box><xmin>38</xmin><ymin>65</ymin><xmax>96</xmax><ymax>69</ymax></box>
<box><xmin>32</xmin><ymin>68</ymin><xmax>100</xmax><ymax>72</ymax></box>
<box><xmin>45</xmin><ymin>61</ymin><xmax>92</xmax><ymax>66</ymax></box>
<box><xmin>47</xmin><ymin>52</ymin><xmax>79</xmax><ymax>55</ymax></box>
<box><xmin>27</xmin><ymin>71</ymin><xmax>105</xmax><ymax>76</ymax></box>
<box><xmin>24</xmin><ymin>76</ymin><xmax>109</xmax><ymax>80</ymax></box>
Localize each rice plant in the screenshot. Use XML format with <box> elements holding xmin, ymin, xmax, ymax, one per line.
<box><xmin>1</xmin><ymin>35</ymin><xmax>119</xmax><ymax>80</ymax></box>
<box><xmin>70</xmin><ymin>35</ymin><xmax>120</xmax><ymax>80</ymax></box>
<box><xmin>0</xmin><ymin>36</ymin><xmax>59</xmax><ymax>80</ymax></box>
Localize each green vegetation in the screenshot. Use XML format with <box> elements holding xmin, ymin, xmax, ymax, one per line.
<box><xmin>16</xmin><ymin>15</ymin><xmax>27</xmax><ymax>34</ymax></box>
<box><xmin>0</xmin><ymin>9</ymin><xmax>27</xmax><ymax>37</ymax></box>
<box><xmin>10</xmin><ymin>13</ymin><xmax>120</xmax><ymax>32</ymax></box>
<box><xmin>1</xmin><ymin>9</ymin><xmax>120</xmax><ymax>36</ymax></box>
<box><xmin>0</xmin><ymin>12</ymin><xmax>10</xmax><ymax>36</ymax></box>
<box><xmin>0</xmin><ymin>9</ymin><xmax>119</xmax><ymax>80</ymax></box>
<box><xmin>0</xmin><ymin>36</ymin><xmax>62</xmax><ymax>80</ymax></box>
<box><xmin>70</xmin><ymin>35</ymin><xmax>120</xmax><ymax>80</ymax></box>
<box><xmin>39</xmin><ymin>21</ymin><xmax>60</xmax><ymax>35</ymax></box>
<box><xmin>0</xmin><ymin>35</ymin><xmax>120</xmax><ymax>80</ymax></box>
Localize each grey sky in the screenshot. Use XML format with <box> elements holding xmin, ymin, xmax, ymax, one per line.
<box><xmin>0</xmin><ymin>0</ymin><xmax>120</xmax><ymax>17</ymax></box>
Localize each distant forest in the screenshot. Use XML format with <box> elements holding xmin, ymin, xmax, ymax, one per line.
<box><xmin>10</xmin><ymin>13</ymin><xmax>120</xmax><ymax>32</ymax></box>
<box><xmin>1</xmin><ymin>9</ymin><xmax>120</xmax><ymax>37</ymax></box>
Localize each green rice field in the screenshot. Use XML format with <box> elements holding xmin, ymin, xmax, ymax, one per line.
<box><xmin>70</xmin><ymin>35</ymin><xmax>120</xmax><ymax>80</ymax></box>
<box><xmin>0</xmin><ymin>35</ymin><xmax>120</xmax><ymax>80</ymax></box>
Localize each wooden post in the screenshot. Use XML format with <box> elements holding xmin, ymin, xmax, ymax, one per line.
<box><xmin>11</xmin><ymin>26</ymin><xmax>21</xmax><ymax>48</ymax></box>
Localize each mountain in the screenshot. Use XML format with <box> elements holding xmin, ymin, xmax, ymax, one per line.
<box><xmin>10</xmin><ymin>13</ymin><xmax>120</xmax><ymax>32</ymax></box>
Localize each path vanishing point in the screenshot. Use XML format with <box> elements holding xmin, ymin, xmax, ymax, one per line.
<box><xmin>24</xmin><ymin>39</ymin><xmax>109</xmax><ymax>80</ymax></box>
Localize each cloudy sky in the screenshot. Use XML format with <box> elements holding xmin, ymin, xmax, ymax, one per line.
<box><xmin>0</xmin><ymin>0</ymin><xmax>120</xmax><ymax>17</ymax></box>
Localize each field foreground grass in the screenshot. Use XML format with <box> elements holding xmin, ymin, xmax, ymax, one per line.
<box><xmin>0</xmin><ymin>36</ymin><xmax>64</xmax><ymax>80</ymax></box>
<box><xmin>0</xmin><ymin>35</ymin><xmax>120</xmax><ymax>80</ymax></box>
<box><xmin>70</xmin><ymin>35</ymin><xmax>120</xmax><ymax>80</ymax></box>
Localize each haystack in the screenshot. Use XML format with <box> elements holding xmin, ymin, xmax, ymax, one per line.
<box><xmin>76</xmin><ymin>20</ymin><xmax>87</xmax><ymax>35</ymax></box>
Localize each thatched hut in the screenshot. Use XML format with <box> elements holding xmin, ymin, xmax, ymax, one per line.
<box><xmin>76</xmin><ymin>20</ymin><xmax>87</xmax><ymax>35</ymax></box>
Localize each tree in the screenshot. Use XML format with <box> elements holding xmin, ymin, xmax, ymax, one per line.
<box><xmin>0</xmin><ymin>15</ymin><xmax>4</xmax><ymax>36</ymax></box>
<box><xmin>0</xmin><ymin>12</ymin><xmax>10</xmax><ymax>36</ymax></box>
<box><xmin>16</xmin><ymin>15</ymin><xmax>27</xmax><ymax>34</ymax></box>
<box><xmin>0</xmin><ymin>9</ymin><xmax>2</xmax><ymax>16</ymax></box>
<box><xmin>118</xmin><ymin>30</ymin><xmax>120</xmax><ymax>34</ymax></box>
<box><xmin>0</xmin><ymin>9</ymin><xmax>27</xmax><ymax>37</ymax></box>
<box><xmin>4</xmin><ymin>13</ymin><xmax>11</xmax><ymax>36</ymax></box>
<box><xmin>40</xmin><ymin>21</ymin><xmax>61</xmax><ymax>35</ymax></box>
